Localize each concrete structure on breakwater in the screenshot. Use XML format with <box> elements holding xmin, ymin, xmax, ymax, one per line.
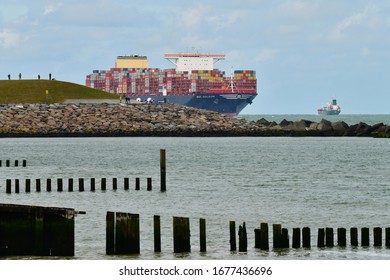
<box><xmin>0</xmin><ymin>103</ymin><xmax>389</xmax><ymax>137</ymax></box>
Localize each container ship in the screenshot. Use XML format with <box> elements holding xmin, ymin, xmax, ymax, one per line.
<box><xmin>317</xmin><ymin>98</ymin><xmax>341</xmax><ymax>115</ymax></box>
<box><xmin>85</xmin><ymin>53</ymin><xmax>257</xmax><ymax>115</ymax></box>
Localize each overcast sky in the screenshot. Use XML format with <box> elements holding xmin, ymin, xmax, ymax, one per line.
<box><xmin>1</xmin><ymin>0</ymin><xmax>389</xmax><ymax>114</ymax></box>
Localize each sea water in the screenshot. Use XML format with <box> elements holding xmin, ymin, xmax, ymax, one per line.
<box><xmin>0</xmin><ymin>117</ymin><xmax>389</xmax><ymax>260</ymax></box>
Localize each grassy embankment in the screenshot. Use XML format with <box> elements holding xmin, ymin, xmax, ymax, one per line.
<box><xmin>0</xmin><ymin>80</ymin><xmax>118</xmax><ymax>103</ymax></box>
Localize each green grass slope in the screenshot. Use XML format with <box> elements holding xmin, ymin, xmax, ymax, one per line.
<box><xmin>0</xmin><ymin>80</ymin><xmax>118</xmax><ymax>103</ymax></box>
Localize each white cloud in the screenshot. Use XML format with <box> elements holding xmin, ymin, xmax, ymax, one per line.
<box><xmin>0</xmin><ymin>29</ymin><xmax>22</xmax><ymax>48</ymax></box>
<box><xmin>255</xmin><ymin>48</ymin><xmax>278</xmax><ymax>62</ymax></box>
<box><xmin>43</xmin><ymin>3</ymin><xmax>63</xmax><ymax>16</ymax></box>
<box><xmin>178</xmin><ymin>4</ymin><xmax>210</xmax><ymax>30</ymax></box>
<box><xmin>328</xmin><ymin>5</ymin><xmax>379</xmax><ymax>42</ymax></box>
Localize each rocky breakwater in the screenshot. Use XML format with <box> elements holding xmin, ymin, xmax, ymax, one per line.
<box><xmin>0</xmin><ymin>103</ymin><xmax>389</xmax><ymax>137</ymax></box>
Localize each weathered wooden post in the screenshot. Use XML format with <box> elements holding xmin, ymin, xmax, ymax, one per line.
<box><xmin>101</xmin><ymin>178</ymin><xmax>106</xmax><ymax>191</ymax></box>
<box><xmin>154</xmin><ymin>215</ymin><xmax>161</xmax><ymax>253</ymax></box>
<box><xmin>57</xmin><ymin>178</ymin><xmax>63</xmax><ymax>192</ymax></box>
<box><xmin>25</xmin><ymin>179</ymin><xmax>31</xmax><ymax>193</ymax></box>
<box><xmin>90</xmin><ymin>178</ymin><xmax>95</xmax><ymax>191</ymax></box>
<box><xmin>173</xmin><ymin>216</ymin><xmax>190</xmax><ymax>253</ymax></box>
<box><xmin>260</xmin><ymin>222</ymin><xmax>269</xmax><ymax>250</ymax></box>
<box><xmin>0</xmin><ymin>160</ymin><xmax>2</xmax><ymax>167</ymax></box>
<box><xmin>46</xmin><ymin>178</ymin><xmax>51</xmax><ymax>192</ymax></box>
<box><xmin>254</xmin><ymin>228</ymin><xmax>261</xmax><ymax>249</ymax></box>
<box><xmin>15</xmin><ymin>179</ymin><xmax>19</xmax><ymax>193</ymax></box>
<box><xmin>68</xmin><ymin>178</ymin><xmax>73</xmax><ymax>192</ymax></box>
<box><xmin>273</xmin><ymin>224</ymin><xmax>282</xmax><ymax>249</ymax></box>
<box><xmin>22</xmin><ymin>160</ymin><xmax>27</xmax><ymax>167</ymax></box>
<box><xmin>361</xmin><ymin>227</ymin><xmax>370</xmax><ymax>246</ymax></box>
<box><xmin>112</xmin><ymin>178</ymin><xmax>117</xmax><ymax>190</ymax></box>
<box><xmin>337</xmin><ymin>228</ymin><xmax>346</xmax><ymax>247</ymax></box>
<box><xmin>106</xmin><ymin>212</ymin><xmax>115</xmax><ymax>255</ymax></box>
<box><xmin>160</xmin><ymin>149</ymin><xmax>166</xmax><ymax>192</ymax></box>
<box><xmin>302</xmin><ymin>227</ymin><xmax>311</xmax><ymax>248</ymax></box>
<box><xmin>351</xmin><ymin>227</ymin><xmax>358</xmax><ymax>246</ymax></box>
<box><xmin>325</xmin><ymin>227</ymin><xmax>334</xmax><ymax>247</ymax></box>
<box><xmin>124</xmin><ymin>177</ymin><xmax>129</xmax><ymax>190</ymax></box>
<box><xmin>6</xmin><ymin>159</ymin><xmax>10</xmax><ymax>167</ymax></box>
<box><xmin>135</xmin><ymin>177</ymin><xmax>140</xmax><ymax>190</ymax></box>
<box><xmin>386</xmin><ymin>228</ymin><xmax>390</xmax><ymax>247</ymax></box>
<box><xmin>36</xmin><ymin>179</ymin><xmax>41</xmax><ymax>192</ymax></box>
<box><xmin>281</xmin><ymin>228</ymin><xmax>289</xmax><ymax>248</ymax></box>
<box><xmin>14</xmin><ymin>160</ymin><xmax>18</xmax><ymax>167</ymax></box>
<box><xmin>317</xmin><ymin>228</ymin><xmax>325</xmax><ymax>248</ymax></box>
<box><xmin>230</xmin><ymin>221</ymin><xmax>236</xmax><ymax>251</ymax></box>
<box><xmin>116</xmin><ymin>213</ymin><xmax>140</xmax><ymax>254</ymax></box>
<box><xmin>200</xmin><ymin>218</ymin><xmax>206</xmax><ymax>252</ymax></box>
<box><xmin>6</xmin><ymin>179</ymin><xmax>12</xmax><ymax>193</ymax></box>
<box><xmin>79</xmin><ymin>178</ymin><xmax>84</xmax><ymax>192</ymax></box>
<box><xmin>374</xmin><ymin>227</ymin><xmax>382</xmax><ymax>247</ymax></box>
<box><xmin>292</xmin><ymin>228</ymin><xmax>300</xmax><ymax>248</ymax></box>
<box><xmin>238</xmin><ymin>222</ymin><xmax>247</xmax><ymax>252</ymax></box>
<box><xmin>147</xmin><ymin>177</ymin><xmax>152</xmax><ymax>191</ymax></box>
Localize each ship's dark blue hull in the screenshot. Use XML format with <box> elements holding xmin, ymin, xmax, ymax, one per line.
<box><xmin>129</xmin><ymin>93</ymin><xmax>257</xmax><ymax>115</ymax></box>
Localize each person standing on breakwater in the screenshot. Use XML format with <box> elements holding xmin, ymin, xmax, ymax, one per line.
<box><xmin>49</xmin><ymin>73</ymin><xmax>51</xmax><ymax>80</ymax></box>
<box><xmin>8</xmin><ymin>74</ymin><xmax>10</xmax><ymax>80</ymax></box>
<box><xmin>19</xmin><ymin>73</ymin><xmax>21</xmax><ymax>80</ymax></box>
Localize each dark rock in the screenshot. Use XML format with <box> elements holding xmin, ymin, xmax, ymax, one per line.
<box><xmin>279</xmin><ymin>119</ymin><xmax>291</xmax><ymax>126</ymax></box>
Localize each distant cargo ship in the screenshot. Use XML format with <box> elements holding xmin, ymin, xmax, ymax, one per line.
<box><xmin>86</xmin><ymin>53</ymin><xmax>257</xmax><ymax>115</ymax></box>
<box><xmin>318</xmin><ymin>98</ymin><xmax>341</xmax><ymax>115</ymax></box>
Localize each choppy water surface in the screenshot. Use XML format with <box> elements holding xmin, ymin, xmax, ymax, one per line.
<box><xmin>0</xmin><ymin>136</ymin><xmax>389</xmax><ymax>260</ymax></box>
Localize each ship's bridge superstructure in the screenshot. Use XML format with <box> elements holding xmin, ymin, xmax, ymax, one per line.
<box><xmin>164</xmin><ymin>53</ymin><xmax>225</xmax><ymax>71</ymax></box>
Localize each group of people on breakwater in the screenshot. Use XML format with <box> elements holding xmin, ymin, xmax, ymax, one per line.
<box><xmin>0</xmin><ymin>103</ymin><xmax>389</xmax><ymax>138</ymax></box>
<box><xmin>7</xmin><ymin>73</ymin><xmax>53</xmax><ymax>80</ymax></box>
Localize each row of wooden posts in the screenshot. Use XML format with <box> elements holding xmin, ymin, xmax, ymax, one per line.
<box><xmin>0</xmin><ymin>160</ymin><xmax>26</xmax><ymax>167</ymax></box>
<box><xmin>2</xmin><ymin>203</ymin><xmax>390</xmax><ymax>257</ymax></box>
<box><xmin>4</xmin><ymin>177</ymin><xmax>163</xmax><ymax>193</ymax></box>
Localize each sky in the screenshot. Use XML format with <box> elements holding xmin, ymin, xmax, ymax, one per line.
<box><xmin>1</xmin><ymin>0</ymin><xmax>389</xmax><ymax>114</ymax></box>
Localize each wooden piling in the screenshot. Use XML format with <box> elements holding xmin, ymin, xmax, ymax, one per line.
<box><xmin>15</xmin><ymin>179</ymin><xmax>19</xmax><ymax>193</ymax></box>
<box><xmin>281</xmin><ymin>228</ymin><xmax>289</xmax><ymax>248</ymax></box>
<box><xmin>112</xmin><ymin>178</ymin><xmax>117</xmax><ymax>190</ymax></box>
<box><xmin>124</xmin><ymin>177</ymin><xmax>129</xmax><ymax>190</ymax></box>
<box><xmin>317</xmin><ymin>228</ymin><xmax>325</xmax><ymax>248</ymax></box>
<box><xmin>325</xmin><ymin>227</ymin><xmax>334</xmax><ymax>247</ymax></box>
<box><xmin>260</xmin><ymin>222</ymin><xmax>269</xmax><ymax>250</ymax></box>
<box><xmin>116</xmin><ymin>212</ymin><xmax>140</xmax><ymax>254</ymax></box>
<box><xmin>106</xmin><ymin>211</ymin><xmax>115</xmax><ymax>255</ymax></box>
<box><xmin>6</xmin><ymin>179</ymin><xmax>11</xmax><ymax>193</ymax></box>
<box><xmin>337</xmin><ymin>228</ymin><xmax>346</xmax><ymax>247</ymax></box>
<box><xmin>160</xmin><ymin>149</ymin><xmax>166</xmax><ymax>192</ymax></box>
<box><xmin>6</xmin><ymin>159</ymin><xmax>10</xmax><ymax>167</ymax></box>
<box><xmin>135</xmin><ymin>177</ymin><xmax>140</xmax><ymax>190</ymax></box>
<box><xmin>79</xmin><ymin>178</ymin><xmax>84</xmax><ymax>192</ymax></box>
<box><xmin>25</xmin><ymin>179</ymin><xmax>31</xmax><ymax>193</ymax></box>
<box><xmin>374</xmin><ymin>227</ymin><xmax>382</xmax><ymax>247</ymax></box>
<box><xmin>36</xmin><ymin>179</ymin><xmax>41</xmax><ymax>192</ymax></box>
<box><xmin>361</xmin><ymin>227</ymin><xmax>370</xmax><ymax>246</ymax></box>
<box><xmin>46</xmin><ymin>178</ymin><xmax>51</xmax><ymax>192</ymax></box>
<box><xmin>147</xmin><ymin>177</ymin><xmax>152</xmax><ymax>191</ymax></box>
<box><xmin>101</xmin><ymin>178</ymin><xmax>106</xmax><ymax>191</ymax></box>
<box><xmin>154</xmin><ymin>215</ymin><xmax>161</xmax><ymax>253</ymax></box>
<box><xmin>68</xmin><ymin>178</ymin><xmax>74</xmax><ymax>192</ymax></box>
<box><xmin>22</xmin><ymin>160</ymin><xmax>26</xmax><ymax>167</ymax></box>
<box><xmin>230</xmin><ymin>221</ymin><xmax>236</xmax><ymax>251</ymax></box>
<box><xmin>0</xmin><ymin>160</ymin><xmax>2</xmax><ymax>167</ymax></box>
<box><xmin>273</xmin><ymin>224</ymin><xmax>282</xmax><ymax>249</ymax></box>
<box><xmin>254</xmin><ymin>228</ymin><xmax>261</xmax><ymax>249</ymax></box>
<box><xmin>385</xmin><ymin>228</ymin><xmax>390</xmax><ymax>247</ymax></box>
<box><xmin>90</xmin><ymin>178</ymin><xmax>95</xmax><ymax>191</ymax></box>
<box><xmin>14</xmin><ymin>160</ymin><xmax>18</xmax><ymax>167</ymax></box>
<box><xmin>173</xmin><ymin>216</ymin><xmax>190</xmax><ymax>253</ymax></box>
<box><xmin>200</xmin><ymin>218</ymin><xmax>206</xmax><ymax>252</ymax></box>
<box><xmin>292</xmin><ymin>228</ymin><xmax>300</xmax><ymax>248</ymax></box>
<box><xmin>57</xmin><ymin>178</ymin><xmax>63</xmax><ymax>192</ymax></box>
<box><xmin>302</xmin><ymin>227</ymin><xmax>311</xmax><ymax>248</ymax></box>
<box><xmin>238</xmin><ymin>222</ymin><xmax>247</xmax><ymax>252</ymax></box>
<box><xmin>351</xmin><ymin>227</ymin><xmax>358</xmax><ymax>246</ymax></box>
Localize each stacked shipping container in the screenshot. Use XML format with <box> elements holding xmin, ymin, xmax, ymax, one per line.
<box><xmin>86</xmin><ymin>68</ymin><xmax>256</xmax><ymax>96</ymax></box>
